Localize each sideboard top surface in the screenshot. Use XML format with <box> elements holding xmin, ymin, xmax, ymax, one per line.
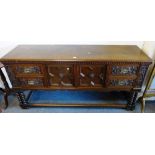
<box><xmin>1</xmin><ymin>45</ymin><xmax>152</xmax><ymax>62</ymax></box>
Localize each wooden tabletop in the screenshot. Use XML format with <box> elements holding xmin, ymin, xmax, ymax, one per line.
<box><xmin>0</xmin><ymin>45</ymin><xmax>152</xmax><ymax>62</ymax></box>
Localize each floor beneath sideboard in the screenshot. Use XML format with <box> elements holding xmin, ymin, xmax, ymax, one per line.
<box><xmin>0</xmin><ymin>90</ymin><xmax>155</xmax><ymax>113</ymax></box>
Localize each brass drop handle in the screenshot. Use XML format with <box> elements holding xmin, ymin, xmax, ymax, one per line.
<box><xmin>118</xmin><ymin>80</ymin><xmax>126</xmax><ymax>86</ymax></box>
<box><xmin>24</xmin><ymin>68</ymin><xmax>31</xmax><ymax>73</ymax></box>
<box><xmin>28</xmin><ymin>80</ymin><xmax>35</xmax><ymax>85</ymax></box>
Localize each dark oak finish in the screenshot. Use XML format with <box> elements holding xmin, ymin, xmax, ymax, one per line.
<box><xmin>1</xmin><ymin>45</ymin><xmax>150</xmax><ymax>62</ymax></box>
<box><xmin>0</xmin><ymin>45</ymin><xmax>152</xmax><ymax>110</ymax></box>
<box><xmin>48</xmin><ymin>65</ymin><xmax>74</xmax><ymax>87</ymax></box>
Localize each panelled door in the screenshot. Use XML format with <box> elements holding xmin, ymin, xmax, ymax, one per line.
<box><xmin>79</xmin><ymin>65</ymin><xmax>106</xmax><ymax>87</ymax></box>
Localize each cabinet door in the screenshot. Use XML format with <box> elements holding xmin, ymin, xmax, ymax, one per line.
<box><xmin>79</xmin><ymin>65</ymin><xmax>105</xmax><ymax>87</ymax></box>
<box><xmin>48</xmin><ymin>65</ymin><xmax>74</xmax><ymax>87</ymax></box>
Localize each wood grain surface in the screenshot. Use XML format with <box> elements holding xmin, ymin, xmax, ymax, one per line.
<box><xmin>0</xmin><ymin>45</ymin><xmax>152</xmax><ymax>62</ymax></box>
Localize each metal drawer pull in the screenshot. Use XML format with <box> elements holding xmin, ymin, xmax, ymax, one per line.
<box><xmin>28</xmin><ymin>80</ymin><xmax>35</xmax><ymax>85</ymax></box>
<box><xmin>121</xmin><ymin>68</ymin><xmax>129</xmax><ymax>74</ymax></box>
<box><xmin>24</xmin><ymin>68</ymin><xmax>31</xmax><ymax>73</ymax></box>
<box><xmin>118</xmin><ymin>81</ymin><xmax>126</xmax><ymax>86</ymax></box>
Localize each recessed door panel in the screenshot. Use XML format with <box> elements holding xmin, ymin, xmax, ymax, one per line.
<box><xmin>48</xmin><ymin>65</ymin><xmax>74</xmax><ymax>87</ymax></box>
<box><xmin>79</xmin><ymin>65</ymin><xmax>105</xmax><ymax>87</ymax></box>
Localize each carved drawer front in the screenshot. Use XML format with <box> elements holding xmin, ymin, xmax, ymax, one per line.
<box><xmin>108</xmin><ymin>64</ymin><xmax>139</xmax><ymax>76</ymax></box>
<box><xmin>79</xmin><ymin>65</ymin><xmax>105</xmax><ymax>87</ymax></box>
<box><xmin>13</xmin><ymin>64</ymin><xmax>44</xmax><ymax>76</ymax></box>
<box><xmin>136</xmin><ymin>64</ymin><xmax>149</xmax><ymax>87</ymax></box>
<box><xmin>107</xmin><ymin>77</ymin><xmax>136</xmax><ymax>89</ymax></box>
<box><xmin>48</xmin><ymin>65</ymin><xmax>74</xmax><ymax>87</ymax></box>
<box><xmin>17</xmin><ymin>77</ymin><xmax>44</xmax><ymax>87</ymax></box>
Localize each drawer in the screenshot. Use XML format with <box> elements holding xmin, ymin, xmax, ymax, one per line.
<box><xmin>12</xmin><ymin>64</ymin><xmax>44</xmax><ymax>76</ymax></box>
<box><xmin>79</xmin><ymin>65</ymin><xmax>105</xmax><ymax>87</ymax></box>
<box><xmin>108</xmin><ymin>64</ymin><xmax>139</xmax><ymax>76</ymax></box>
<box><xmin>17</xmin><ymin>77</ymin><xmax>44</xmax><ymax>87</ymax></box>
<box><xmin>106</xmin><ymin>77</ymin><xmax>136</xmax><ymax>89</ymax></box>
<box><xmin>48</xmin><ymin>65</ymin><xmax>74</xmax><ymax>87</ymax></box>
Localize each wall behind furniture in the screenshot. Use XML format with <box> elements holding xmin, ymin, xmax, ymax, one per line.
<box><xmin>0</xmin><ymin>42</ymin><xmax>17</xmax><ymax>88</ymax></box>
<box><xmin>0</xmin><ymin>42</ymin><xmax>18</xmax><ymax>58</ymax></box>
<box><xmin>142</xmin><ymin>41</ymin><xmax>155</xmax><ymax>92</ymax></box>
<box><xmin>143</xmin><ymin>41</ymin><xmax>155</xmax><ymax>59</ymax></box>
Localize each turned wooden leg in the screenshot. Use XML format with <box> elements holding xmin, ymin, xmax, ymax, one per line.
<box><xmin>141</xmin><ymin>98</ymin><xmax>145</xmax><ymax>113</ymax></box>
<box><xmin>0</xmin><ymin>88</ymin><xmax>9</xmax><ymax>109</ymax></box>
<box><xmin>16</xmin><ymin>92</ymin><xmax>29</xmax><ymax>109</ymax></box>
<box><xmin>3</xmin><ymin>91</ymin><xmax>9</xmax><ymax>109</ymax></box>
<box><xmin>127</xmin><ymin>91</ymin><xmax>138</xmax><ymax>111</ymax></box>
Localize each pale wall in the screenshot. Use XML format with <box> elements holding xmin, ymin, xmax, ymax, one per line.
<box><xmin>142</xmin><ymin>41</ymin><xmax>155</xmax><ymax>60</ymax></box>
<box><xmin>141</xmin><ymin>42</ymin><xmax>155</xmax><ymax>93</ymax></box>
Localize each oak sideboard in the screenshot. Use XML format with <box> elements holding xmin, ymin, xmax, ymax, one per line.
<box><xmin>0</xmin><ymin>45</ymin><xmax>152</xmax><ymax>110</ymax></box>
